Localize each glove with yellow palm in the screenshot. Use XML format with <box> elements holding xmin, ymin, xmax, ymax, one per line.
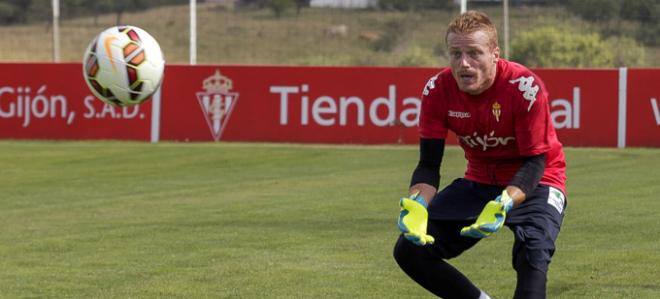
<box><xmin>460</xmin><ymin>190</ymin><xmax>514</xmax><ymax>238</ymax></box>
<box><xmin>398</xmin><ymin>191</ymin><xmax>435</xmax><ymax>246</ymax></box>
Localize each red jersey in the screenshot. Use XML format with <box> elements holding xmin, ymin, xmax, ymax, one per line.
<box><xmin>419</xmin><ymin>59</ymin><xmax>566</xmax><ymax>193</ymax></box>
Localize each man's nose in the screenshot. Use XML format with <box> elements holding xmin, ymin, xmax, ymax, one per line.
<box><xmin>459</xmin><ymin>55</ymin><xmax>470</xmax><ymax>67</ymax></box>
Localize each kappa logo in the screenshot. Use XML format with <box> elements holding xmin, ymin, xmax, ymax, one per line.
<box><xmin>196</xmin><ymin>70</ymin><xmax>239</xmax><ymax>141</ymax></box>
<box><xmin>448</xmin><ymin>110</ymin><xmax>471</xmax><ymax>118</ymax></box>
<box><xmin>422</xmin><ymin>75</ymin><xmax>438</xmax><ymax>96</ymax></box>
<box><xmin>510</xmin><ymin>75</ymin><xmax>539</xmax><ymax>112</ymax></box>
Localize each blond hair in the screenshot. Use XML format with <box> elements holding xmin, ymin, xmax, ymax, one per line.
<box><xmin>445</xmin><ymin>10</ymin><xmax>498</xmax><ymax>49</ymax></box>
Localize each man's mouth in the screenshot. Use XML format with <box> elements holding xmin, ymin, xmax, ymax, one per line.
<box><xmin>459</xmin><ymin>73</ymin><xmax>476</xmax><ymax>83</ymax></box>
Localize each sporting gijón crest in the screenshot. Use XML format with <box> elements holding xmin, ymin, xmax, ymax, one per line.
<box><xmin>196</xmin><ymin>70</ymin><xmax>239</xmax><ymax>141</ymax></box>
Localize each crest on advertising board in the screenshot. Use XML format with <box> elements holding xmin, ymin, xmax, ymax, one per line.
<box><xmin>196</xmin><ymin>70</ymin><xmax>239</xmax><ymax>141</ymax></box>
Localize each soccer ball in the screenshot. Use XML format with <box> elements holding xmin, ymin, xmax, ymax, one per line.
<box><xmin>83</xmin><ymin>25</ymin><xmax>165</xmax><ymax>106</ymax></box>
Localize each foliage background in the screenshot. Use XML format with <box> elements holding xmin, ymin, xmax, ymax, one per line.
<box><xmin>0</xmin><ymin>0</ymin><xmax>658</xmax><ymax>67</ymax></box>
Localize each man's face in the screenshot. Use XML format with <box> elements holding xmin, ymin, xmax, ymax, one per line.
<box><xmin>447</xmin><ymin>30</ymin><xmax>500</xmax><ymax>95</ymax></box>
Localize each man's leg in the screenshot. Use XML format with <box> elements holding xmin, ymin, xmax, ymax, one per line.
<box><xmin>513</xmin><ymin>245</ymin><xmax>548</xmax><ymax>299</ymax></box>
<box><xmin>393</xmin><ymin>220</ymin><xmax>482</xmax><ymax>299</ymax></box>
<box><xmin>394</xmin><ymin>178</ymin><xmax>502</xmax><ymax>298</ymax></box>
<box><xmin>507</xmin><ymin>185</ymin><xmax>566</xmax><ymax>299</ymax></box>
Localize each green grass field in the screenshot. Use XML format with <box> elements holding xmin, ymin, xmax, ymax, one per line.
<box><xmin>0</xmin><ymin>141</ymin><xmax>659</xmax><ymax>298</ymax></box>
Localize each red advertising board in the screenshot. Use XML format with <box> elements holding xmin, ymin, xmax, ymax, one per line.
<box><xmin>160</xmin><ymin>65</ymin><xmax>438</xmax><ymax>144</ymax></box>
<box><xmin>536</xmin><ymin>69</ymin><xmax>620</xmax><ymax>147</ymax></box>
<box><xmin>626</xmin><ymin>69</ymin><xmax>660</xmax><ymax>147</ymax></box>
<box><xmin>0</xmin><ymin>63</ymin><xmax>152</xmax><ymax>140</ymax></box>
<box><xmin>0</xmin><ymin>63</ymin><xmax>658</xmax><ymax>147</ymax></box>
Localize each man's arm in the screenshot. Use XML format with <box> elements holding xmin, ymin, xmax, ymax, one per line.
<box><xmin>409</xmin><ymin>183</ymin><xmax>437</xmax><ymax>206</ymax></box>
<box><xmin>397</xmin><ymin>138</ymin><xmax>445</xmax><ymax>246</ymax></box>
<box><xmin>507</xmin><ymin>153</ymin><xmax>546</xmax><ymax>206</ymax></box>
<box><xmin>461</xmin><ymin>153</ymin><xmax>546</xmax><ymax>238</ymax></box>
<box><xmin>504</xmin><ymin>185</ymin><xmax>525</xmax><ymax>206</ymax></box>
<box><xmin>408</xmin><ymin>138</ymin><xmax>445</xmax><ymax>204</ymax></box>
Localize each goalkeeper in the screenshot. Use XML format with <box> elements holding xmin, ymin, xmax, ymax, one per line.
<box><xmin>394</xmin><ymin>11</ymin><xmax>567</xmax><ymax>299</ymax></box>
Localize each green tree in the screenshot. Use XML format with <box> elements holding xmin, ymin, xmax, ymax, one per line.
<box><xmin>0</xmin><ymin>0</ymin><xmax>32</xmax><ymax>24</ymax></box>
<box><xmin>511</xmin><ymin>26</ymin><xmax>614</xmax><ymax>67</ymax></box>
<box><xmin>295</xmin><ymin>0</ymin><xmax>310</xmax><ymax>16</ymax></box>
<box><xmin>621</xmin><ymin>0</ymin><xmax>659</xmax><ymax>46</ymax></box>
<box><xmin>620</xmin><ymin>0</ymin><xmax>656</xmax><ymax>23</ymax></box>
<box><xmin>606</xmin><ymin>36</ymin><xmax>646</xmax><ymax>67</ymax></box>
<box><xmin>237</xmin><ymin>0</ymin><xmax>266</xmax><ymax>8</ymax></box>
<box><xmin>113</xmin><ymin>0</ymin><xmax>148</xmax><ymax>25</ymax></box>
<box><xmin>379</xmin><ymin>0</ymin><xmax>449</xmax><ymax>11</ymax></box>
<box><xmin>564</xmin><ymin>0</ymin><xmax>659</xmax><ymax>47</ymax></box>
<box><xmin>72</xmin><ymin>0</ymin><xmax>149</xmax><ymax>25</ymax></box>
<box><xmin>371</xmin><ymin>20</ymin><xmax>407</xmax><ymax>52</ymax></box>
<box><xmin>0</xmin><ymin>2</ymin><xmax>19</xmax><ymax>24</ymax></box>
<box><xmin>269</xmin><ymin>0</ymin><xmax>294</xmax><ymax>18</ymax></box>
<box><xmin>566</xmin><ymin>0</ymin><xmax>620</xmax><ymax>22</ymax></box>
<box><xmin>399</xmin><ymin>46</ymin><xmax>438</xmax><ymax>67</ymax></box>
<box><xmin>636</xmin><ymin>22</ymin><xmax>660</xmax><ymax>47</ymax></box>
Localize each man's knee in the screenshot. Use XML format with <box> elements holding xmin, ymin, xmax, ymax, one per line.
<box><xmin>394</xmin><ymin>233</ymin><xmax>469</xmax><ymax>268</ymax></box>
<box><xmin>513</xmin><ymin>246</ymin><xmax>549</xmax><ymax>299</ymax></box>
<box><xmin>393</xmin><ymin>235</ymin><xmax>421</xmax><ymax>267</ymax></box>
<box><xmin>511</xmin><ymin>224</ymin><xmax>556</xmax><ymax>274</ymax></box>
<box><xmin>513</xmin><ymin>244</ymin><xmax>553</xmax><ymax>274</ymax></box>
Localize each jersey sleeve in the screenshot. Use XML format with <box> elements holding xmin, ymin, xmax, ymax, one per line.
<box><xmin>511</xmin><ymin>72</ymin><xmax>552</xmax><ymax>156</ymax></box>
<box><xmin>418</xmin><ymin>74</ymin><xmax>448</xmax><ymax>139</ymax></box>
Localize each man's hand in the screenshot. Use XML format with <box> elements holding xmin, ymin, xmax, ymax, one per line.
<box><xmin>398</xmin><ymin>191</ymin><xmax>435</xmax><ymax>246</ymax></box>
<box><xmin>460</xmin><ymin>190</ymin><xmax>514</xmax><ymax>238</ymax></box>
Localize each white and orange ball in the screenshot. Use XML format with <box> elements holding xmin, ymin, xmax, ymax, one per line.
<box><xmin>83</xmin><ymin>25</ymin><xmax>165</xmax><ymax>106</ymax></box>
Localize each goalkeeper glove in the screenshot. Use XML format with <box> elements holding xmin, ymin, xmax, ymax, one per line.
<box><xmin>460</xmin><ymin>190</ymin><xmax>514</xmax><ymax>238</ymax></box>
<box><xmin>398</xmin><ymin>191</ymin><xmax>435</xmax><ymax>246</ymax></box>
